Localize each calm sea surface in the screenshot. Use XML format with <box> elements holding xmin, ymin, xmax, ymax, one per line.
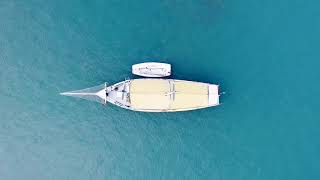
<box><xmin>0</xmin><ymin>0</ymin><xmax>319</xmax><ymax>179</ymax></box>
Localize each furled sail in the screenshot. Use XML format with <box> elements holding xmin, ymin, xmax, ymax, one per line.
<box><xmin>60</xmin><ymin>83</ymin><xmax>107</xmax><ymax>104</ymax></box>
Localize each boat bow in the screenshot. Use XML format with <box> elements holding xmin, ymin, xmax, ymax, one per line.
<box><xmin>60</xmin><ymin>83</ymin><xmax>107</xmax><ymax>104</ymax></box>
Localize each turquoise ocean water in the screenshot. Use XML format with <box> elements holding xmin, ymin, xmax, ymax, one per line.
<box><xmin>1</xmin><ymin>0</ymin><xmax>319</xmax><ymax>179</ymax></box>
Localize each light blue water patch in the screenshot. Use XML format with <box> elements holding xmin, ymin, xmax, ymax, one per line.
<box><xmin>0</xmin><ymin>0</ymin><xmax>319</xmax><ymax>179</ymax></box>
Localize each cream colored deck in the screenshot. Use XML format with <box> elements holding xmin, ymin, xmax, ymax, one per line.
<box><xmin>130</xmin><ymin>79</ymin><xmax>212</xmax><ymax>111</ymax></box>
<box><xmin>170</xmin><ymin>81</ymin><xmax>208</xmax><ymax>109</ymax></box>
<box><xmin>130</xmin><ymin>79</ymin><xmax>170</xmax><ymax>110</ymax></box>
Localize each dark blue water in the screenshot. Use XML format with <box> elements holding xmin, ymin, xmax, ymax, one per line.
<box><xmin>1</xmin><ymin>0</ymin><xmax>319</xmax><ymax>179</ymax></box>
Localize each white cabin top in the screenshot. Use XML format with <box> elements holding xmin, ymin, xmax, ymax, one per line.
<box><xmin>132</xmin><ymin>62</ymin><xmax>171</xmax><ymax>77</ymax></box>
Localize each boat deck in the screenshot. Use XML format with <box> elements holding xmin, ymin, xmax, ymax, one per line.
<box><xmin>129</xmin><ymin>79</ymin><xmax>219</xmax><ymax>111</ymax></box>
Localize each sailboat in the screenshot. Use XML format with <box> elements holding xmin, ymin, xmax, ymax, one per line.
<box><xmin>61</xmin><ymin>79</ymin><xmax>219</xmax><ymax>112</ymax></box>
<box><xmin>60</xmin><ymin>63</ymin><xmax>220</xmax><ymax>112</ymax></box>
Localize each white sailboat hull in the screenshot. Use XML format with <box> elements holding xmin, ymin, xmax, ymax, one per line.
<box><xmin>60</xmin><ymin>79</ymin><xmax>220</xmax><ymax>112</ymax></box>
<box><xmin>106</xmin><ymin>79</ymin><xmax>219</xmax><ymax>112</ymax></box>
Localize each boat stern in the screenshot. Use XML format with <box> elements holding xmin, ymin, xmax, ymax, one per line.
<box><xmin>208</xmin><ymin>84</ymin><xmax>219</xmax><ymax>106</ymax></box>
